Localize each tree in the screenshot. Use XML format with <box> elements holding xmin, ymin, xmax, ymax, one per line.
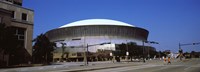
<box><xmin>0</xmin><ymin>23</ymin><xmax>8</xmax><ymax>66</ymax></box>
<box><xmin>156</xmin><ymin>51</ymin><xmax>166</xmax><ymax>58</ymax></box>
<box><xmin>0</xmin><ymin>23</ymin><xmax>19</xmax><ymax>66</ymax></box>
<box><xmin>115</xmin><ymin>42</ymin><xmax>158</xmax><ymax>61</ymax></box>
<box><xmin>32</xmin><ymin>33</ymin><xmax>56</xmax><ymax>65</ymax></box>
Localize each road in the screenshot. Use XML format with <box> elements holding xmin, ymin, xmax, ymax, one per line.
<box><xmin>85</xmin><ymin>58</ymin><xmax>200</xmax><ymax>72</ymax></box>
<box><xmin>0</xmin><ymin>58</ymin><xmax>200</xmax><ymax>72</ymax></box>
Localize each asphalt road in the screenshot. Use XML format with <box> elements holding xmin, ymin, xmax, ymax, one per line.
<box><xmin>1</xmin><ymin>58</ymin><xmax>200</xmax><ymax>72</ymax></box>
<box><xmin>85</xmin><ymin>58</ymin><xmax>200</xmax><ymax>72</ymax></box>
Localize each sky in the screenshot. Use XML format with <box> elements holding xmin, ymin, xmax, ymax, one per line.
<box><xmin>23</xmin><ymin>0</ymin><xmax>200</xmax><ymax>53</ymax></box>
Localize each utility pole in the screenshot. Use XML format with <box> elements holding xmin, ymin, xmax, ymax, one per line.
<box><xmin>142</xmin><ymin>40</ymin><xmax>159</xmax><ymax>62</ymax></box>
<box><xmin>83</xmin><ymin>27</ymin><xmax>87</xmax><ymax>66</ymax></box>
<box><xmin>84</xmin><ymin>42</ymin><xmax>111</xmax><ymax>65</ymax></box>
<box><xmin>61</xmin><ymin>42</ymin><xmax>66</xmax><ymax>62</ymax></box>
<box><xmin>126</xmin><ymin>40</ymin><xmax>129</xmax><ymax>62</ymax></box>
<box><xmin>146</xmin><ymin>41</ymin><xmax>159</xmax><ymax>60</ymax></box>
<box><xmin>142</xmin><ymin>40</ymin><xmax>145</xmax><ymax>63</ymax></box>
<box><xmin>179</xmin><ymin>43</ymin><xmax>183</xmax><ymax>61</ymax></box>
<box><xmin>178</xmin><ymin>42</ymin><xmax>200</xmax><ymax>60</ymax></box>
<box><xmin>86</xmin><ymin>44</ymin><xmax>88</xmax><ymax>65</ymax></box>
<box><xmin>55</xmin><ymin>38</ymin><xmax>81</xmax><ymax>62</ymax></box>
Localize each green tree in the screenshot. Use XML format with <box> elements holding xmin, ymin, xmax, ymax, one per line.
<box><xmin>32</xmin><ymin>33</ymin><xmax>56</xmax><ymax>65</ymax></box>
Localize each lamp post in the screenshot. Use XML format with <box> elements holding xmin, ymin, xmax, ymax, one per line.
<box><xmin>53</xmin><ymin>40</ymin><xmax>66</xmax><ymax>62</ymax></box>
<box><xmin>142</xmin><ymin>40</ymin><xmax>159</xmax><ymax>62</ymax></box>
<box><xmin>85</xmin><ymin>42</ymin><xmax>111</xmax><ymax>65</ymax></box>
<box><xmin>178</xmin><ymin>42</ymin><xmax>200</xmax><ymax>60</ymax></box>
<box><xmin>142</xmin><ymin>40</ymin><xmax>145</xmax><ymax>63</ymax></box>
<box><xmin>55</xmin><ymin>38</ymin><xmax>81</xmax><ymax>62</ymax></box>
<box><xmin>147</xmin><ymin>41</ymin><xmax>159</xmax><ymax>60</ymax></box>
<box><xmin>178</xmin><ymin>45</ymin><xmax>183</xmax><ymax>61</ymax></box>
<box><xmin>61</xmin><ymin>42</ymin><xmax>66</xmax><ymax>62</ymax></box>
<box><xmin>126</xmin><ymin>40</ymin><xmax>129</xmax><ymax>62</ymax></box>
<box><xmin>83</xmin><ymin>27</ymin><xmax>87</xmax><ymax>66</ymax></box>
<box><xmin>108</xmin><ymin>36</ymin><xmax>113</xmax><ymax>63</ymax></box>
<box><xmin>86</xmin><ymin>44</ymin><xmax>89</xmax><ymax>65</ymax></box>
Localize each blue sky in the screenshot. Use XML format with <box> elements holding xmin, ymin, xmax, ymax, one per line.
<box><xmin>23</xmin><ymin>0</ymin><xmax>200</xmax><ymax>52</ymax></box>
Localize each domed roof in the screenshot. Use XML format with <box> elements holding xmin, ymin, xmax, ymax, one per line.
<box><xmin>59</xmin><ymin>19</ymin><xmax>135</xmax><ymax>28</ymax></box>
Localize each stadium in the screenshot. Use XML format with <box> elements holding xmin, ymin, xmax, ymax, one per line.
<box><xmin>45</xmin><ymin>19</ymin><xmax>151</xmax><ymax>62</ymax></box>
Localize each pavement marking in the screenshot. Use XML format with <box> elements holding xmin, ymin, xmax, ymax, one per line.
<box><xmin>184</xmin><ymin>66</ymin><xmax>191</xmax><ymax>70</ymax></box>
<box><xmin>192</xmin><ymin>64</ymin><xmax>200</xmax><ymax>67</ymax></box>
<box><xmin>85</xmin><ymin>64</ymin><xmax>159</xmax><ymax>72</ymax></box>
<box><xmin>184</xmin><ymin>63</ymin><xmax>200</xmax><ymax>71</ymax></box>
<box><xmin>84</xmin><ymin>64</ymin><xmax>191</xmax><ymax>72</ymax></box>
<box><xmin>49</xmin><ymin>64</ymin><xmax>188</xmax><ymax>72</ymax></box>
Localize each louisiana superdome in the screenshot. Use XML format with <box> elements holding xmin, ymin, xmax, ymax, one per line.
<box><xmin>45</xmin><ymin>19</ymin><xmax>149</xmax><ymax>62</ymax></box>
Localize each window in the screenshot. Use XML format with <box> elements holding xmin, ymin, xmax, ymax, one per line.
<box><xmin>11</xmin><ymin>11</ymin><xmax>15</xmax><ymax>18</ymax></box>
<box><xmin>14</xmin><ymin>27</ymin><xmax>26</xmax><ymax>40</ymax></box>
<box><xmin>72</xmin><ymin>53</ymin><xmax>76</xmax><ymax>56</ymax></box>
<box><xmin>17</xmin><ymin>28</ymin><xmax>25</xmax><ymax>35</ymax></box>
<box><xmin>77</xmin><ymin>53</ymin><xmax>82</xmax><ymax>56</ymax></box>
<box><xmin>5</xmin><ymin>0</ymin><xmax>13</xmax><ymax>3</ymax></box>
<box><xmin>10</xmin><ymin>27</ymin><xmax>26</xmax><ymax>47</ymax></box>
<box><xmin>13</xmin><ymin>1</ymin><xmax>22</xmax><ymax>6</ymax></box>
<box><xmin>18</xmin><ymin>35</ymin><xmax>24</xmax><ymax>40</ymax></box>
<box><xmin>21</xmin><ymin>13</ymin><xmax>27</xmax><ymax>21</ymax></box>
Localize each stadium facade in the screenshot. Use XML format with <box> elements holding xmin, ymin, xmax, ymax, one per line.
<box><xmin>45</xmin><ymin>19</ymin><xmax>151</xmax><ymax>62</ymax></box>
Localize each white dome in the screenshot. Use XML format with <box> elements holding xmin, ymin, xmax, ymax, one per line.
<box><xmin>59</xmin><ymin>19</ymin><xmax>135</xmax><ymax>28</ymax></box>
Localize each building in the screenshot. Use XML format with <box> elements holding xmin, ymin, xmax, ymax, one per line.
<box><xmin>45</xmin><ymin>19</ymin><xmax>150</xmax><ymax>62</ymax></box>
<box><xmin>0</xmin><ymin>0</ymin><xmax>34</xmax><ymax>66</ymax></box>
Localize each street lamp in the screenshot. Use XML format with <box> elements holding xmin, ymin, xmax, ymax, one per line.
<box><xmin>85</xmin><ymin>42</ymin><xmax>111</xmax><ymax>65</ymax></box>
<box><xmin>178</xmin><ymin>42</ymin><xmax>200</xmax><ymax>60</ymax></box>
<box><xmin>55</xmin><ymin>38</ymin><xmax>81</xmax><ymax>62</ymax></box>
<box><xmin>83</xmin><ymin>27</ymin><xmax>87</xmax><ymax>66</ymax></box>
<box><xmin>108</xmin><ymin>36</ymin><xmax>114</xmax><ymax>63</ymax></box>
<box><xmin>126</xmin><ymin>40</ymin><xmax>129</xmax><ymax>62</ymax></box>
<box><xmin>53</xmin><ymin>40</ymin><xmax>66</xmax><ymax>62</ymax></box>
<box><xmin>146</xmin><ymin>41</ymin><xmax>159</xmax><ymax>60</ymax></box>
<box><xmin>142</xmin><ymin>40</ymin><xmax>159</xmax><ymax>62</ymax></box>
<box><xmin>142</xmin><ymin>40</ymin><xmax>145</xmax><ymax>63</ymax></box>
<box><xmin>61</xmin><ymin>42</ymin><xmax>66</xmax><ymax>62</ymax></box>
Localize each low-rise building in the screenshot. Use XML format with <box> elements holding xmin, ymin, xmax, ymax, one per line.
<box><xmin>0</xmin><ymin>0</ymin><xmax>34</xmax><ymax>66</ymax></box>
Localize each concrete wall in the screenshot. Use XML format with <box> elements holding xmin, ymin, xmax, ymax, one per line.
<box><xmin>0</xmin><ymin>8</ymin><xmax>11</xmax><ymax>25</ymax></box>
<box><xmin>0</xmin><ymin>1</ymin><xmax>34</xmax><ymax>24</ymax></box>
